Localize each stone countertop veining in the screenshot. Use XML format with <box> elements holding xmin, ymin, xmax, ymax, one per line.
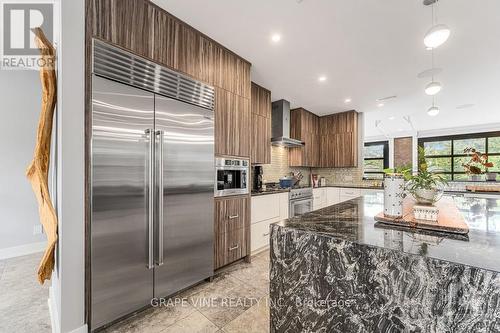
<box><xmin>273</xmin><ymin>193</ymin><xmax>500</xmax><ymax>272</ymax></box>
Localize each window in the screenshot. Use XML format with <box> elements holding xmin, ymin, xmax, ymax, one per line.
<box><xmin>418</xmin><ymin>131</ymin><xmax>500</xmax><ymax>181</ymax></box>
<box><xmin>363</xmin><ymin>141</ymin><xmax>389</xmax><ymax>179</ymax></box>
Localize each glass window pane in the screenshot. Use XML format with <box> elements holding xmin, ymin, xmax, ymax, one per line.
<box><xmin>364</xmin><ymin>144</ymin><xmax>385</xmax><ymax>158</ymax></box>
<box><xmin>453</xmin><ymin>156</ymin><xmax>486</xmax><ymax>173</ymax></box>
<box><xmin>364</xmin><ymin>159</ymin><xmax>384</xmax><ymax>172</ymax></box>
<box><xmin>363</xmin><ymin>173</ymin><xmax>384</xmax><ymax>180</ymax></box>
<box><xmin>487</xmin><ymin>155</ymin><xmax>500</xmax><ymax>172</ymax></box>
<box><xmin>434</xmin><ymin>173</ymin><xmax>452</xmax><ymax>181</ymax></box>
<box><xmin>453</xmin><ymin>138</ymin><xmax>486</xmax><ymax>155</ymax></box>
<box><xmin>425</xmin><ymin>157</ymin><xmax>451</xmax><ymax>172</ymax></box>
<box><xmin>488</xmin><ymin>137</ymin><xmax>500</xmax><ymax>153</ymax></box>
<box><xmin>423</xmin><ymin>141</ymin><xmax>451</xmax><ymax>156</ymax></box>
<box><xmin>453</xmin><ymin>173</ymin><xmax>469</xmax><ymax>181</ymax></box>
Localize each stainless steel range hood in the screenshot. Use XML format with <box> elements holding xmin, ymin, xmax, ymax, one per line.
<box><xmin>271</xmin><ymin>99</ymin><xmax>304</xmax><ymax>147</ymax></box>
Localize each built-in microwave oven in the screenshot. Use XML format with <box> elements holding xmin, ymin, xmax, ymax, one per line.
<box><xmin>215</xmin><ymin>157</ymin><xmax>249</xmax><ymax>197</ymax></box>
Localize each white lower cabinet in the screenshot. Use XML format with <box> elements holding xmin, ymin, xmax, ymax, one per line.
<box><xmin>326</xmin><ymin>187</ymin><xmax>340</xmax><ymax>206</ymax></box>
<box><xmin>339</xmin><ymin>187</ymin><xmax>361</xmax><ymax>202</ymax></box>
<box><xmin>250</xmin><ymin>192</ymin><xmax>289</xmax><ymax>252</ymax></box>
<box><xmin>313</xmin><ymin>188</ymin><xmax>327</xmax><ymax>210</ymax></box>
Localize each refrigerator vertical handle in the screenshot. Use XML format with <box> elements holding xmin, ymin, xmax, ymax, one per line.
<box><xmin>146</xmin><ymin>129</ymin><xmax>154</xmax><ymax>269</ymax></box>
<box><xmin>156</xmin><ymin>130</ymin><xmax>164</xmax><ymax>266</ymax></box>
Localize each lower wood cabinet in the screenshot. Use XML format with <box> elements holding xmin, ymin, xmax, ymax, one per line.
<box><xmin>214</xmin><ymin>196</ymin><xmax>250</xmax><ymax>269</ymax></box>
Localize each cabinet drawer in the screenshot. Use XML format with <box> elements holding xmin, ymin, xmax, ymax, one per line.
<box><xmin>251</xmin><ymin>220</ymin><xmax>272</xmax><ymax>252</ymax></box>
<box><xmin>251</xmin><ymin>194</ymin><xmax>281</xmax><ymax>224</ymax></box>
<box><xmin>215</xmin><ymin>197</ymin><xmax>249</xmax><ymax>234</ymax></box>
<box><xmin>339</xmin><ymin>188</ymin><xmax>360</xmax><ymax>197</ymax></box>
<box><xmin>214</xmin><ymin>227</ymin><xmax>248</xmax><ymax>269</ymax></box>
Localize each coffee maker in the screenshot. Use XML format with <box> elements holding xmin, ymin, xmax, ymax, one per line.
<box><xmin>253</xmin><ymin>166</ymin><xmax>263</xmax><ymax>191</ymax></box>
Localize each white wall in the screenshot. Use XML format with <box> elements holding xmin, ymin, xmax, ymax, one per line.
<box><xmin>0</xmin><ymin>70</ymin><xmax>47</xmax><ymax>256</ymax></box>
<box><xmin>49</xmin><ymin>0</ymin><xmax>86</xmax><ymax>332</ymax></box>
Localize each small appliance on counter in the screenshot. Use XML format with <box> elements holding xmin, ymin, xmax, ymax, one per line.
<box><xmin>253</xmin><ymin>165</ymin><xmax>263</xmax><ymax>191</ymax></box>
<box><xmin>311</xmin><ymin>174</ymin><xmax>319</xmax><ymax>187</ymax></box>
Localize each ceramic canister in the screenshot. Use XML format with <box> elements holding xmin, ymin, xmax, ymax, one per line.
<box><xmin>384</xmin><ymin>174</ymin><xmax>405</xmax><ymax>218</ymax></box>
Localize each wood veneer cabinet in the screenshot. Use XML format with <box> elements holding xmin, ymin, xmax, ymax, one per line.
<box><xmin>319</xmin><ymin>111</ymin><xmax>358</xmax><ymax>167</ymax></box>
<box><xmin>90</xmin><ymin>0</ymin><xmax>251</xmax><ymax>99</ymax></box>
<box><xmin>289</xmin><ymin>108</ymin><xmax>320</xmax><ymax>167</ymax></box>
<box><xmin>214</xmin><ymin>196</ymin><xmax>250</xmax><ymax>269</ymax></box>
<box><xmin>214</xmin><ymin>88</ymin><xmax>251</xmax><ymax>158</ymax></box>
<box><xmin>250</xmin><ymin>82</ymin><xmax>272</xmax><ymax>164</ymax></box>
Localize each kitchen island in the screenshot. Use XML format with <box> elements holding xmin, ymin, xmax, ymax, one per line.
<box><xmin>270</xmin><ymin>193</ymin><xmax>500</xmax><ymax>332</ymax></box>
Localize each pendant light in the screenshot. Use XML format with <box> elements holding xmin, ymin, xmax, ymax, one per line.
<box><xmin>427</xmin><ymin>97</ymin><xmax>440</xmax><ymax>116</ymax></box>
<box><xmin>423</xmin><ymin>0</ymin><xmax>450</xmax><ymax>49</ymax></box>
<box><xmin>424</xmin><ymin>50</ymin><xmax>442</xmax><ymax>95</ymax></box>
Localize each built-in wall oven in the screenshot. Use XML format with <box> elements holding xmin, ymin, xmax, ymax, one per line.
<box><xmin>289</xmin><ymin>187</ymin><xmax>313</xmax><ymax>217</ymax></box>
<box><xmin>215</xmin><ymin>157</ymin><xmax>249</xmax><ymax>197</ymax></box>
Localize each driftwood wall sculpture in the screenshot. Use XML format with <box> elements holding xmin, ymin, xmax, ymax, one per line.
<box><xmin>26</xmin><ymin>27</ymin><xmax>58</xmax><ymax>284</ymax></box>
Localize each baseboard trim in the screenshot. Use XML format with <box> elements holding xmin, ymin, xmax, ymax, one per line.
<box><xmin>0</xmin><ymin>241</ymin><xmax>46</xmax><ymax>260</ymax></box>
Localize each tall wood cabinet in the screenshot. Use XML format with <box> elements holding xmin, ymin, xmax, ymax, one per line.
<box><xmin>250</xmin><ymin>82</ymin><xmax>271</xmax><ymax>164</ymax></box>
<box><xmin>319</xmin><ymin>111</ymin><xmax>358</xmax><ymax>167</ymax></box>
<box><xmin>214</xmin><ymin>196</ymin><xmax>250</xmax><ymax>269</ymax></box>
<box><xmin>289</xmin><ymin>108</ymin><xmax>320</xmax><ymax>167</ymax></box>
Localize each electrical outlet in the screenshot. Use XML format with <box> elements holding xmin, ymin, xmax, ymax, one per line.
<box><xmin>33</xmin><ymin>224</ymin><xmax>43</xmax><ymax>235</ymax></box>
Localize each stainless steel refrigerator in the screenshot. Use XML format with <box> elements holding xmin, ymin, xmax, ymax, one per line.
<box><xmin>90</xmin><ymin>41</ymin><xmax>214</xmax><ymax>330</ymax></box>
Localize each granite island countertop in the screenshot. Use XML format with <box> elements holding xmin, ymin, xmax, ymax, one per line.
<box><xmin>270</xmin><ymin>193</ymin><xmax>500</xmax><ymax>332</ymax></box>
<box><xmin>274</xmin><ymin>193</ymin><xmax>500</xmax><ymax>272</ymax></box>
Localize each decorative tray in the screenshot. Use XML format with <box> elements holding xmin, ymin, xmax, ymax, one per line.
<box><xmin>374</xmin><ymin>197</ymin><xmax>469</xmax><ymax>235</ymax></box>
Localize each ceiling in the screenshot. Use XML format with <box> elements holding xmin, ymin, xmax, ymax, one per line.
<box><xmin>153</xmin><ymin>0</ymin><xmax>500</xmax><ymax>137</ymax></box>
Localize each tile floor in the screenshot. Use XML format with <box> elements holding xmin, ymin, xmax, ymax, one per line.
<box><xmin>0</xmin><ymin>252</ymin><xmax>52</xmax><ymax>333</ymax></box>
<box><xmin>0</xmin><ymin>250</ymin><xmax>271</xmax><ymax>333</ymax></box>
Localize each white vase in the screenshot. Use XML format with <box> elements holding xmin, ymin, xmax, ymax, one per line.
<box><xmin>384</xmin><ymin>174</ymin><xmax>405</xmax><ymax>218</ymax></box>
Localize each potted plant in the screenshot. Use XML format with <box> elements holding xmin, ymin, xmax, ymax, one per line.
<box><xmin>406</xmin><ymin>170</ymin><xmax>448</xmax><ymax>205</ymax></box>
<box><xmin>462</xmin><ymin>147</ymin><xmax>494</xmax><ymax>181</ymax></box>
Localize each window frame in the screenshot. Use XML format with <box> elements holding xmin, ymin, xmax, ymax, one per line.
<box><xmin>363</xmin><ymin>141</ymin><xmax>389</xmax><ymax>179</ymax></box>
<box><xmin>418</xmin><ymin>131</ymin><xmax>500</xmax><ymax>181</ymax></box>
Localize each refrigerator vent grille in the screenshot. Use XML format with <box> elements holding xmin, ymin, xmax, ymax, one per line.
<box><xmin>92</xmin><ymin>39</ymin><xmax>215</xmax><ymax>110</ymax></box>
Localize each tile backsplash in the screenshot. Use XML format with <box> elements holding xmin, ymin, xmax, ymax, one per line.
<box><xmin>259</xmin><ymin>146</ymin><xmax>372</xmax><ymax>186</ymax></box>
<box><xmin>260</xmin><ymin>146</ymin><xmax>311</xmax><ymax>185</ymax></box>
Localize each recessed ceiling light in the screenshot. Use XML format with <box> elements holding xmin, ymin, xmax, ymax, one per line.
<box><xmin>271</xmin><ymin>34</ymin><xmax>281</xmax><ymax>42</ymax></box>
<box><xmin>344</xmin><ymin>98</ymin><xmax>352</xmax><ymax>104</ymax></box>
<box><xmin>388</xmin><ymin>116</ymin><xmax>395</xmax><ymax>120</ymax></box>
<box><xmin>377</xmin><ymin>103</ymin><xmax>384</xmax><ymax>107</ymax></box>
<box><xmin>318</xmin><ymin>76</ymin><xmax>327</xmax><ymax>82</ymax></box>
<box><xmin>425</xmin><ymin>81</ymin><xmax>442</xmax><ymax>95</ymax></box>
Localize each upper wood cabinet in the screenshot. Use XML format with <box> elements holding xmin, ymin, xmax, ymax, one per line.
<box><xmin>289</xmin><ymin>108</ymin><xmax>320</xmax><ymax>167</ymax></box>
<box><xmin>250</xmin><ymin>83</ymin><xmax>271</xmax><ymax>164</ymax></box>
<box><xmin>289</xmin><ymin>109</ymin><xmax>358</xmax><ymax>168</ymax></box>
<box><xmin>215</xmin><ymin>88</ymin><xmax>251</xmax><ymax>158</ymax></box>
<box><xmin>319</xmin><ymin>111</ymin><xmax>358</xmax><ymax>168</ymax></box>
<box><xmin>90</xmin><ymin>0</ymin><xmax>251</xmax><ymax>99</ymax></box>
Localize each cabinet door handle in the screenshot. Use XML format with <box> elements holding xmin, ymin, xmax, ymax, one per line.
<box><xmin>262</xmin><ymin>232</ymin><xmax>270</xmax><ymax>236</ymax></box>
<box><xmin>228</xmin><ymin>244</ymin><xmax>239</xmax><ymax>251</ymax></box>
<box><xmin>228</xmin><ymin>215</ymin><xmax>239</xmax><ymax>219</ymax></box>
